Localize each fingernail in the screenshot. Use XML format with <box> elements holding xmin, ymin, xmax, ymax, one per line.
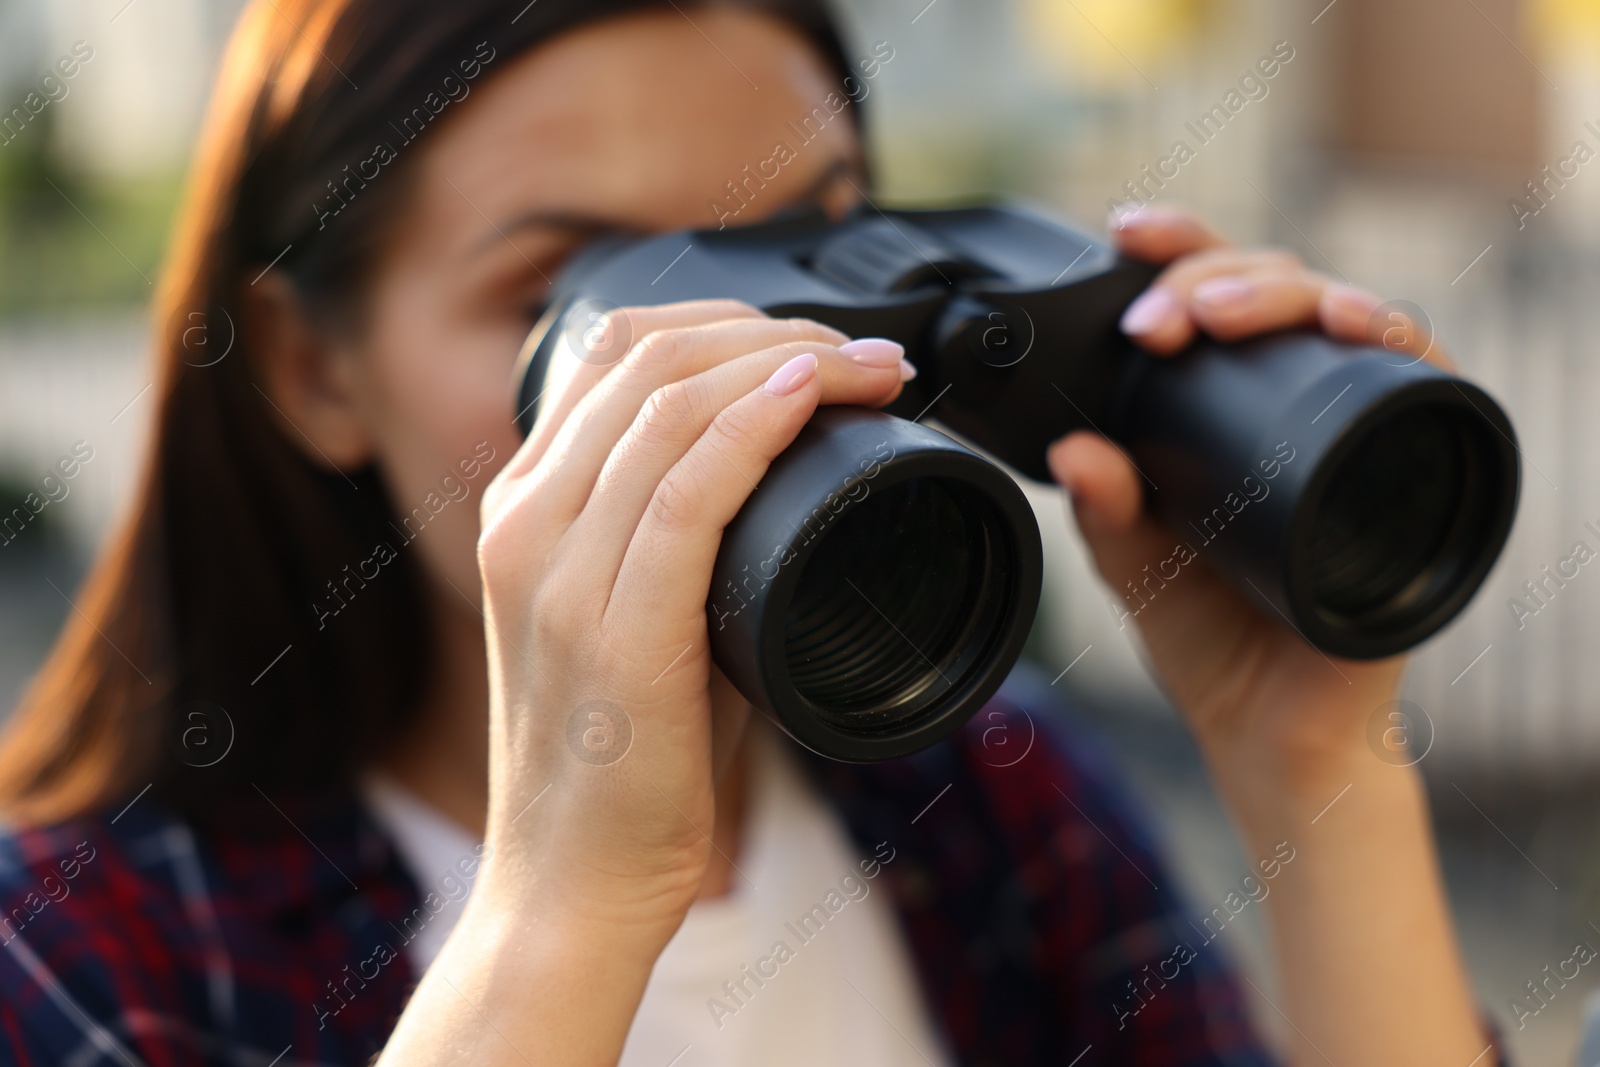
<box><xmin>1120</xmin><ymin>288</ymin><xmax>1177</xmax><ymax>336</ymax></box>
<box><xmin>898</xmin><ymin>358</ymin><xmax>918</xmax><ymax>382</ymax></box>
<box><xmin>1107</xmin><ymin>203</ymin><xmax>1144</xmax><ymax>231</ymax></box>
<box><xmin>839</xmin><ymin>337</ymin><xmax>905</xmax><ymax>368</ymax></box>
<box><xmin>1109</xmin><ymin>202</ymin><xmax>1186</xmax><ymax>231</ymax></box>
<box><xmin>1192</xmin><ymin>276</ymin><xmax>1256</xmax><ymax>309</ymax></box>
<box><xmin>1323</xmin><ymin>283</ymin><xmax>1381</xmax><ymax>321</ymax></box>
<box><xmin>762</xmin><ymin>352</ymin><xmax>817</xmax><ymax>397</ymax></box>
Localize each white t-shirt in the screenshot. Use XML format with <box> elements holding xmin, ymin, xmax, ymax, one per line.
<box><xmin>361</xmin><ymin>724</ymin><xmax>953</xmax><ymax>1067</ymax></box>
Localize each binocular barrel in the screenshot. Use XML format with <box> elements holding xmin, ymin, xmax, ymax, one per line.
<box><xmin>705</xmin><ymin>407</ymin><xmax>1043</xmax><ymax>761</ymax></box>
<box><xmin>514</xmin><ymin>204</ymin><xmax>1521</xmax><ymax>762</ymax></box>
<box><xmin>1111</xmin><ymin>335</ymin><xmax>1517</xmax><ymax>660</ymax></box>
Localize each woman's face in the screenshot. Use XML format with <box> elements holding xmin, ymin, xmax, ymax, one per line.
<box><xmin>336</xmin><ymin>8</ymin><xmax>865</xmax><ymax>606</ymax></box>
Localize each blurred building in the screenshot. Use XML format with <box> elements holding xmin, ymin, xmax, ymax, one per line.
<box><xmin>0</xmin><ymin>0</ymin><xmax>243</xmax><ymax>176</ymax></box>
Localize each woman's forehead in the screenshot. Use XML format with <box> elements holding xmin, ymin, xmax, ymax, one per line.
<box><xmin>409</xmin><ymin>7</ymin><xmax>862</xmax><ymax>246</ymax></box>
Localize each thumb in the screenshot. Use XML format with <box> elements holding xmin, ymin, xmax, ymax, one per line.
<box><xmin>1047</xmin><ymin>431</ymin><xmax>1181</xmax><ymax>597</ymax></box>
<box><xmin>1046</xmin><ymin>431</ymin><xmax>1257</xmax><ymax>694</ymax></box>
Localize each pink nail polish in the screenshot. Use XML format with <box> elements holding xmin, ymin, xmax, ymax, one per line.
<box><xmin>839</xmin><ymin>337</ymin><xmax>905</xmax><ymax>367</ymax></box>
<box><xmin>762</xmin><ymin>352</ymin><xmax>818</xmax><ymax>397</ymax></box>
<box><xmin>1107</xmin><ymin>203</ymin><xmax>1145</xmax><ymax>231</ymax></box>
<box><xmin>898</xmin><ymin>358</ymin><xmax>918</xmax><ymax>382</ymax></box>
<box><xmin>1323</xmin><ymin>283</ymin><xmax>1381</xmax><ymax>320</ymax></box>
<box><xmin>1193</xmin><ymin>276</ymin><xmax>1256</xmax><ymax>308</ymax></box>
<box><xmin>1120</xmin><ymin>288</ymin><xmax>1176</xmax><ymax>336</ymax></box>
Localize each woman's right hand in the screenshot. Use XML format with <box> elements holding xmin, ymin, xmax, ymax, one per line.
<box><xmin>382</xmin><ymin>304</ymin><xmax>911</xmax><ymax>1065</ymax></box>
<box><xmin>469</xmin><ymin>301</ymin><xmax>909</xmax><ymax>944</ymax></box>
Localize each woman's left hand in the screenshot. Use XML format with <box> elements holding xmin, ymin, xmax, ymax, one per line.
<box><xmin>1046</xmin><ymin>204</ymin><xmax>1448</xmax><ymax>806</ymax></box>
<box><xmin>1104</xmin><ymin>204</ymin><xmax>1445</xmax><ymax>364</ymax></box>
<box><xmin>1047</xmin><ymin>204</ymin><xmax>1494</xmax><ymax>1067</ymax></box>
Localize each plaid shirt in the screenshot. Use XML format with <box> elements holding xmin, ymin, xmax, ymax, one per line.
<box><xmin>0</xmin><ymin>674</ymin><xmax>1274</xmax><ymax>1066</ymax></box>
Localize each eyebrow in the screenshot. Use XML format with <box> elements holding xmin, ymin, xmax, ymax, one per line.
<box><xmin>472</xmin><ymin>154</ymin><xmax>864</xmax><ymax>256</ymax></box>
<box><xmin>469</xmin><ymin>208</ymin><xmax>621</xmax><ymax>256</ymax></box>
<box><xmin>794</xmin><ymin>156</ymin><xmax>860</xmax><ymax>206</ymax></box>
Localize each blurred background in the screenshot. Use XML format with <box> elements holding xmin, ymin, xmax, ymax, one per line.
<box><xmin>2</xmin><ymin>0</ymin><xmax>1598</xmax><ymax>1060</ymax></box>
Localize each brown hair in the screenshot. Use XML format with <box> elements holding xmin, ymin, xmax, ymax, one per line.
<box><xmin>0</xmin><ymin>0</ymin><xmax>857</xmax><ymax>824</ymax></box>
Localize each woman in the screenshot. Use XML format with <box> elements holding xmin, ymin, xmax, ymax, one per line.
<box><xmin>0</xmin><ymin>0</ymin><xmax>1493</xmax><ymax>1064</ymax></box>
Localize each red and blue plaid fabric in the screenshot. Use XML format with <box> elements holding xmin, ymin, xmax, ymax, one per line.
<box><xmin>0</xmin><ymin>678</ymin><xmax>1275</xmax><ymax>1066</ymax></box>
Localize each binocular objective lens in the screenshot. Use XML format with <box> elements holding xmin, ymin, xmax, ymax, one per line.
<box><xmin>1303</xmin><ymin>405</ymin><xmax>1497</xmax><ymax>638</ymax></box>
<box><xmin>783</xmin><ymin>478</ymin><xmax>1015</xmax><ymax>735</ymax></box>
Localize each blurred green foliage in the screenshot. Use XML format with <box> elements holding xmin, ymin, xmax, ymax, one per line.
<box><xmin>0</xmin><ymin>474</ymin><xmax>65</xmax><ymax>553</ymax></box>
<box><xmin>0</xmin><ymin>108</ymin><xmax>181</xmax><ymax>317</ymax></box>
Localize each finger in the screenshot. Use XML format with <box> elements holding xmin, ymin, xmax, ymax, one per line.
<box><xmin>1317</xmin><ymin>283</ymin><xmax>1382</xmax><ymax>345</ymax></box>
<box><xmin>499</xmin><ymin>315</ymin><xmax>851</xmax><ymax>502</ymax></box>
<box><xmin>512</xmin><ymin>316</ymin><xmax>871</xmax><ymax>532</ymax></box>
<box><xmin>507</xmin><ymin>300</ymin><xmax>768</xmax><ymax>483</ymax></box>
<box><xmin>1047</xmin><ymin>431</ymin><xmax>1145</xmax><ymax>541</ymax></box>
<box><xmin>1047</xmin><ymin>431</ymin><xmax>1259</xmax><ymax>719</ymax></box>
<box><xmin>532</xmin><ymin>301</ymin><xmax>769</xmax><ymax>450</ymax></box>
<box><xmin>1185</xmin><ymin>267</ymin><xmax>1327</xmax><ymax>343</ymax></box>
<box><xmin>1046</xmin><ymin>431</ymin><xmax>1208</xmax><ymax>635</ymax></box>
<box><xmin>564</xmin><ymin>341</ymin><xmax>908</xmax><ymax>595</ymax></box>
<box><xmin>1319</xmin><ymin>285</ymin><xmax>1457</xmax><ymax>372</ymax></box>
<box><xmin>1047</xmin><ymin>433</ymin><xmax>1248</xmax><ymax>646</ymax></box>
<box><xmin>1119</xmin><ymin>248</ymin><xmax>1304</xmax><ymax>354</ymax></box>
<box><xmin>1109</xmin><ymin>203</ymin><xmax>1231</xmax><ymax>265</ymax></box>
<box><xmin>604</xmin><ymin>352</ymin><xmax>823</xmax><ymax>650</ymax></box>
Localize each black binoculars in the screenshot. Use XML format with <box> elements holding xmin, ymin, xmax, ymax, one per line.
<box><xmin>514</xmin><ymin>204</ymin><xmax>1520</xmax><ymax>763</ymax></box>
